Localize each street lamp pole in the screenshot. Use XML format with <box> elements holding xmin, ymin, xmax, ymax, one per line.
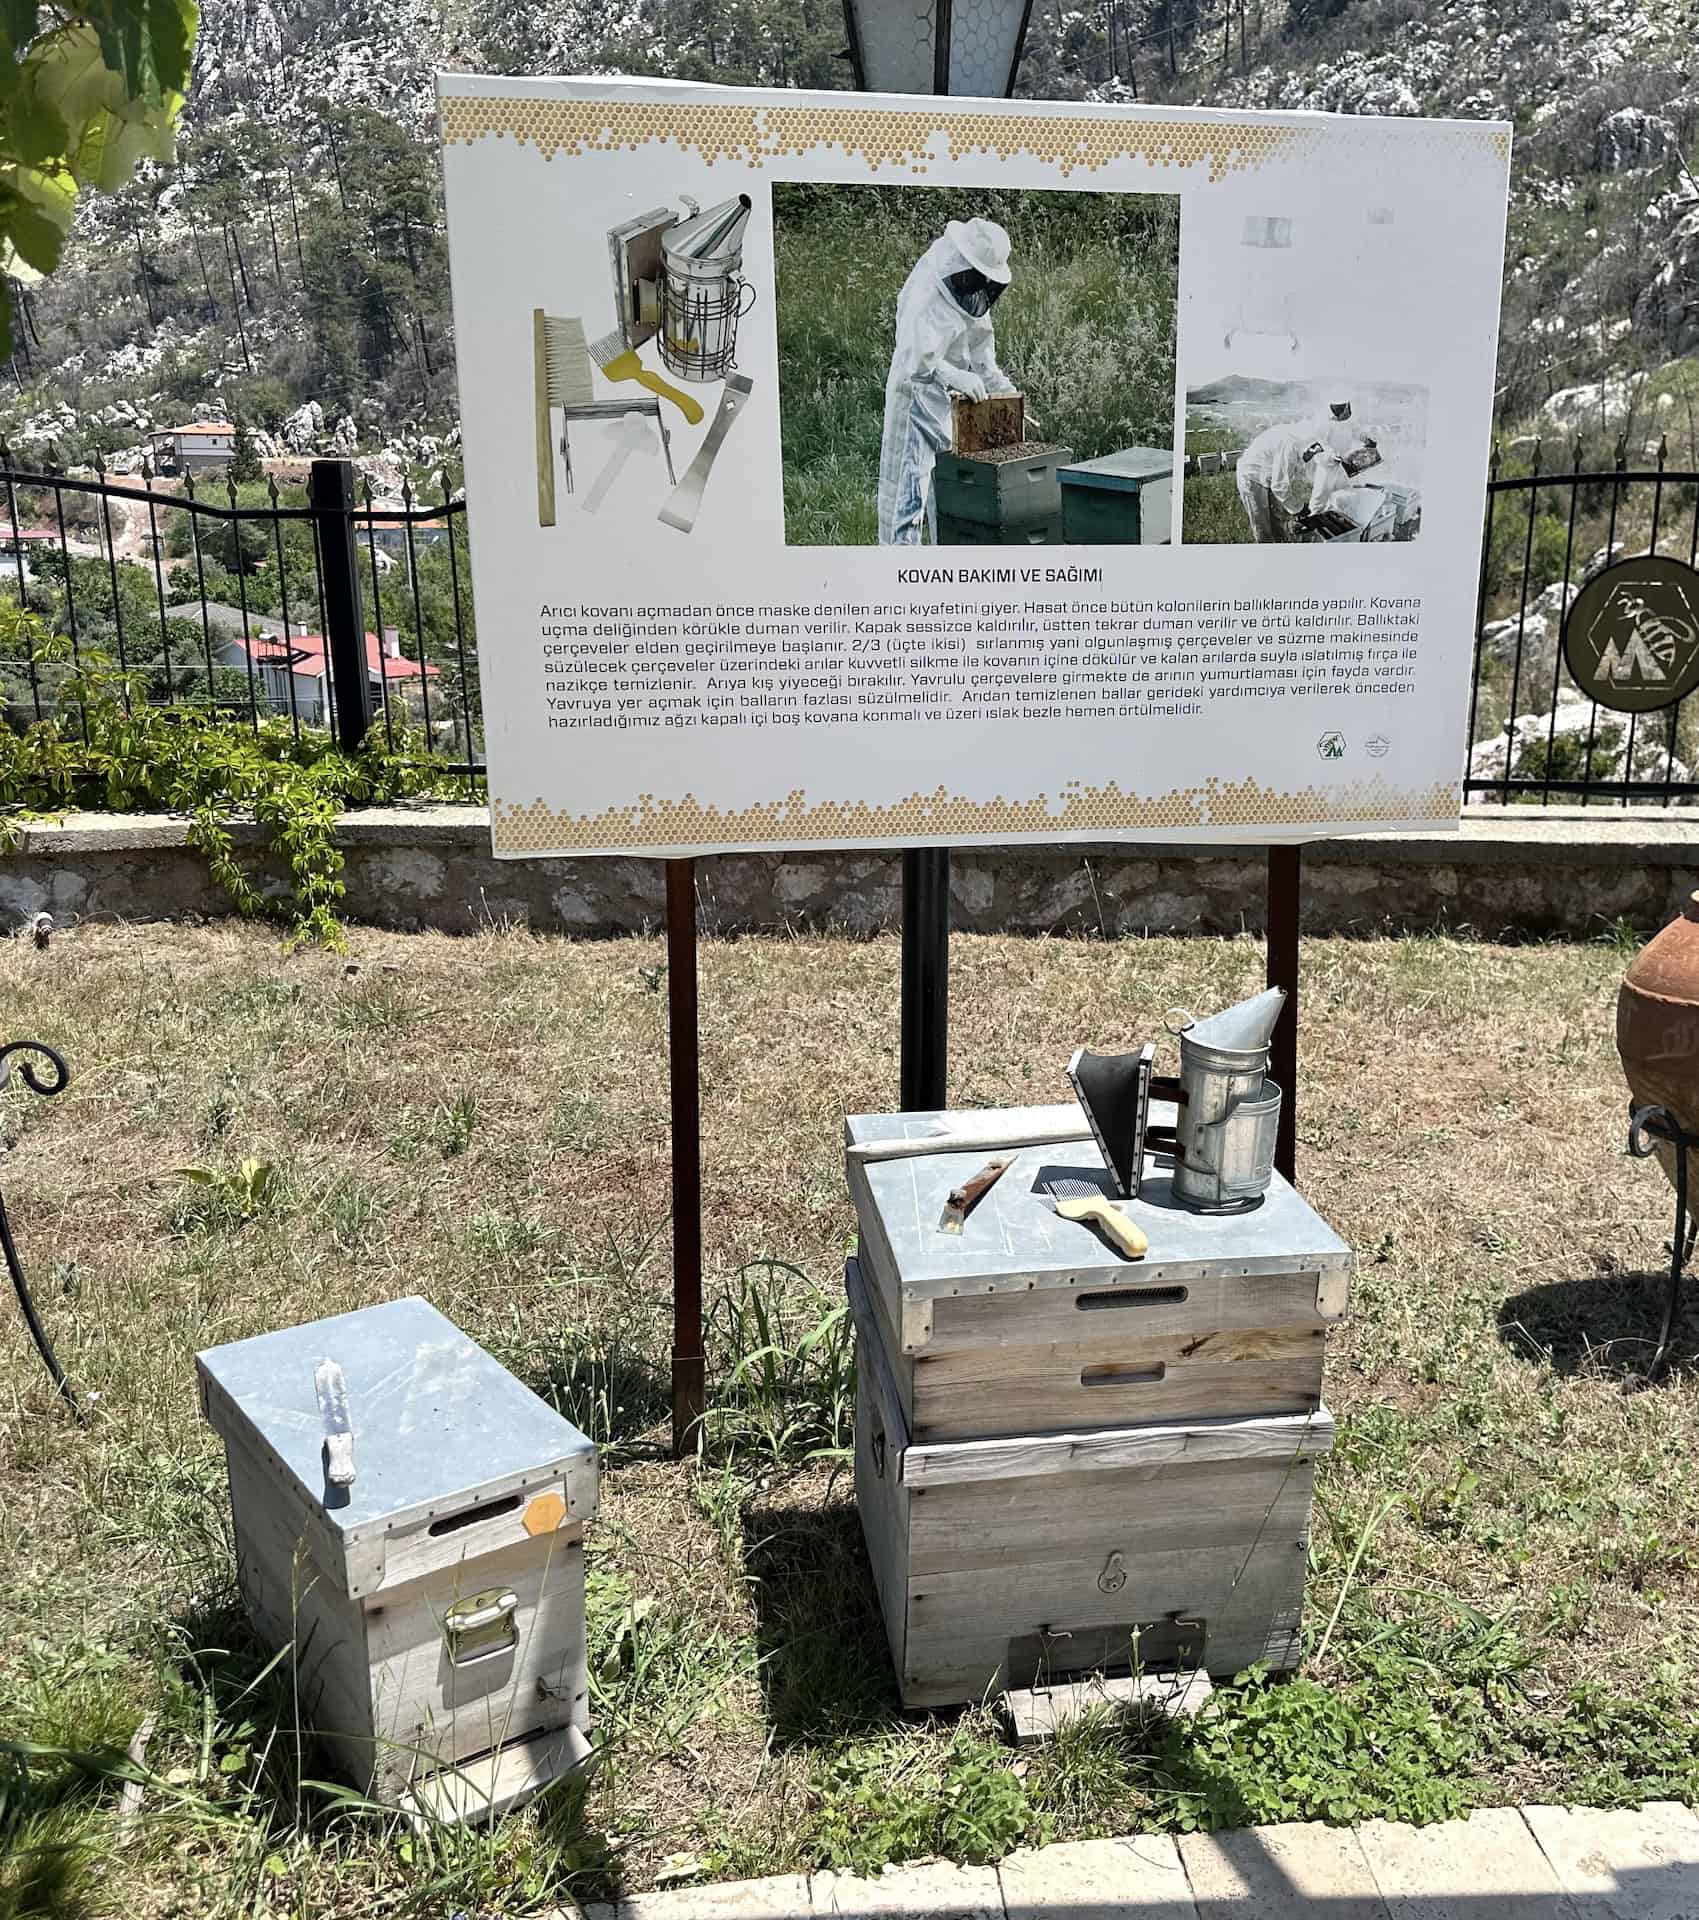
<box><xmin>841</xmin><ymin>0</ymin><xmax>1037</xmax><ymax>1112</ymax></box>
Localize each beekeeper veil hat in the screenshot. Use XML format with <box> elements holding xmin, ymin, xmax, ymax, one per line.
<box><xmin>942</xmin><ymin>218</ymin><xmax>1013</xmax><ymax>317</ymax></box>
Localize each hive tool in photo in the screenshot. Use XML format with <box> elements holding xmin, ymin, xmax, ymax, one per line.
<box><xmin>659</xmin><ymin>374</ymin><xmax>754</xmax><ymax>534</ymax></box>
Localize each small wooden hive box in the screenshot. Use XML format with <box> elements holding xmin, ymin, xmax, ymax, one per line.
<box><xmin>845</xmin><ymin>1104</ymin><xmax>1352</xmax><ymax>1708</ymax></box>
<box><xmin>1059</xmin><ymin>446</ymin><xmax>1174</xmax><ymax>544</ymax></box>
<box><xmin>197</xmin><ymin>1295</ymin><xmax>598</xmax><ymax>1824</ymax></box>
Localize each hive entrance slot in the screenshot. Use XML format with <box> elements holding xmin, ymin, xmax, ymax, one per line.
<box><xmin>1080</xmin><ymin>1362</ymin><xmax>1166</xmax><ymax>1388</ymax></box>
<box><xmin>1076</xmin><ymin>1286</ymin><xmax>1188</xmax><ymax>1311</ymax></box>
<box><xmin>429</xmin><ymin>1493</ymin><xmax>523</xmax><ymax>1537</ymax></box>
<box><xmin>1007</xmin><ymin>1615</ymin><xmax>1205</xmax><ymax>1688</ymax></box>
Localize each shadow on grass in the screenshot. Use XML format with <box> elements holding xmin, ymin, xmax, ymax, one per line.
<box><xmin>1496</xmin><ymin>1265</ymin><xmax>1699</xmax><ymax>1380</ymax></box>
<box><xmin>740</xmin><ymin>1491</ymin><xmax>907</xmax><ymax>1746</ymax></box>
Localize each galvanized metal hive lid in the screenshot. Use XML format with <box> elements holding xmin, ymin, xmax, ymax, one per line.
<box><xmin>196</xmin><ymin>1295</ymin><xmax>596</xmax><ymax>1537</ymax></box>
<box><xmin>1059</xmin><ymin>446</ymin><xmax>1174</xmax><ymax>489</ymax></box>
<box><xmin>846</xmin><ymin>1106</ymin><xmax>1352</xmax><ymax>1296</ymax></box>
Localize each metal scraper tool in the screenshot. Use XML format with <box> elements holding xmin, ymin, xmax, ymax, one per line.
<box><xmin>938</xmin><ymin>1155</ymin><xmax>1012</xmax><ymax>1232</ymax></box>
<box><xmin>659</xmin><ymin>374</ymin><xmax>753</xmax><ymax>534</ymax></box>
<box><xmin>314</xmin><ymin>1357</ymin><xmax>356</xmax><ymax>1487</ymax></box>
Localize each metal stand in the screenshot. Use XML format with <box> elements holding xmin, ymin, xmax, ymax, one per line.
<box><xmin>1628</xmin><ymin>1105</ymin><xmax>1699</xmax><ymax>1384</ymax></box>
<box><xmin>1266</xmin><ymin>847</ymin><xmax>1301</xmax><ymax>1185</ymax></box>
<box><xmin>900</xmin><ymin>847</ymin><xmax>950</xmax><ymax>1112</ymax></box>
<box><xmin>666</xmin><ymin>860</ymin><xmax>706</xmax><ymax>1456</ymax></box>
<box><xmin>1</xmin><ymin>1038</ymin><xmax>83</xmax><ymax>1419</ymax></box>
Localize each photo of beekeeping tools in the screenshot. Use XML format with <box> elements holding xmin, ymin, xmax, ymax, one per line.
<box><xmin>659</xmin><ymin>373</ymin><xmax>754</xmax><ymax>535</ymax></box>
<box><xmin>533</xmin><ymin>310</ymin><xmax>677</xmax><ymax>526</ymax></box>
<box><xmin>843</xmin><ymin>1051</ymin><xmax>1352</xmax><ymax>1708</ymax></box>
<box><xmin>197</xmin><ymin>1295</ymin><xmax>599</xmax><ymax>1826</ymax></box>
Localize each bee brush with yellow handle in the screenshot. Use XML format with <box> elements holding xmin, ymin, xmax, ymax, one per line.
<box><xmin>588</xmin><ymin>328</ymin><xmax>704</xmax><ymax>426</ymax></box>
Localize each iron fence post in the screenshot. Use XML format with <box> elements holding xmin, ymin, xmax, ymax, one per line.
<box><xmin>309</xmin><ymin>458</ymin><xmax>372</xmax><ymax>749</ymax></box>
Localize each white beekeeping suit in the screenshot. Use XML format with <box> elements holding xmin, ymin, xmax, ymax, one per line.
<box><xmin>877</xmin><ymin>219</ymin><xmax>1018</xmax><ymax>545</ymax></box>
<box><xmin>1235</xmin><ymin>420</ymin><xmax>1351</xmax><ymax>542</ymax></box>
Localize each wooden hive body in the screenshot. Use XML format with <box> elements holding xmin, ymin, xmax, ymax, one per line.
<box><xmin>850</xmin><ymin>1258</ymin><xmax>1333</xmax><ymax>1710</ymax></box>
<box><xmin>198</xmin><ymin>1296</ymin><xmax>598</xmax><ymax>1821</ymax></box>
<box><xmin>1059</xmin><ymin>447</ymin><xmax>1174</xmax><ymax>545</ymax></box>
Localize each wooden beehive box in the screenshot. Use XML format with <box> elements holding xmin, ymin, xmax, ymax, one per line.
<box><xmin>932</xmin><ymin>444</ymin><xmax>1073</xmax><ymax>533</ymax></box>
<box><xmin>849</xmin><ymin>1257</ymin><xmax>1335</xmax><ymax>1709</ymax></box>
<box><xmin>845</xmin><ymin>1105</ymin><xmax>1350</xmax><ymax>1445</ymax></box>
<box><xmin>197</xmin><ymin>1296</ymin><xmax>598</xmax><ymax>1825</ymax></box>
<box><xmin>1059</xmin><ymin>447</ymin><xmax>1174</xmax><ymax>545</ymax></box>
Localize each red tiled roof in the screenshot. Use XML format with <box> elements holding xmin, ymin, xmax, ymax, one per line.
<box><xmin>243</xmin><ymin>630</ymin><xmax>439</xmax><ymax>680</ymax></box>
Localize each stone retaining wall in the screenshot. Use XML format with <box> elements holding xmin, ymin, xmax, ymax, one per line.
<box><xmin>1</xmin><ymin>805</ymin><xmax>1692</xmax><ymax>938</ymax></box>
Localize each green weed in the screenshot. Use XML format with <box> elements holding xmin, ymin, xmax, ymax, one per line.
<box><xmin>809</xmin><ymin>1726</ymin><xmax>1045</xmax><ymax>1872</ymax></box>
<box><xmin>703</xmin><ymin>1261</ymin><xmax>853</xmax><ymax>1464</ymax></box>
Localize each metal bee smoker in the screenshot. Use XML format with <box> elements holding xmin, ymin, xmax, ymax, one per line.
<box><xmin>1069</xmin><ymin>987</ymin><xmax>1287</xmax><ymax>1214</ymax></box>
<box><xmin>656</xmin><ymin>194</ymin><xmax>755</xmax><ymax>384</ymax></box>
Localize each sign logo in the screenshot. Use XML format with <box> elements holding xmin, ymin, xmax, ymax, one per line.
<box><xmin>1563</xmin><ymin>555</ymin><xmax>1699</xmax><ymax>714</ymax></box>
<box><xmin>1365</xmin><ymin>733</ymin><xmax>1390</xmax><ymax>759</ymax></box>
<box><xmin>1316</xmin><ymin>731</ymin><xmax>1346</xmax><ymax>760</ymax></box>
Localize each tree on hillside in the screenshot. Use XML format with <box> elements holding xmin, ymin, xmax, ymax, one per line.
<box><xmin>228</xmin><ymin>409</ymin><xmax>261</xmax><ymax>483</ymax></box>
<box><xmin>0</xmin><ymin>0</ymin><xmax>199</xmax><ymax>356</ymax></box>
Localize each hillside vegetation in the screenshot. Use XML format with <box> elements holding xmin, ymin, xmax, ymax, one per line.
<box><xmin>0</xmin><ymin>0</ymin><xmax>1692</xmax><ymax>478</ymax></box>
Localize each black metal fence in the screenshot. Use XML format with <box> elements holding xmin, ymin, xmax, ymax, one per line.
<box><xmin>6</xmin><ymin>441</ymin><xmax>1699</xmax><ymax>809</ymax></box>
<box><xmin>0</xmin><ymin>450</ymin><xmax>482</xmax><ymax>776</ymax></box>
<box><xmin>1469</xmin><ymin>439</ymin><xmax>1699</xmax><ymax>807</ymax></box>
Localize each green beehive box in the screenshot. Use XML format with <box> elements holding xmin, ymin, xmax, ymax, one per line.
<box><xmin>937</xmin><ymin>510</ymin><xmax>1062</xmax><ymax>547</ymax></box>
<box><xmin>933</xmin><ymin>445</ymin><xmax>1073</xmax><ymax>531</ymax></box>
<box><xmin>1059</xmin><ymin>447</ymin><xmax>1174</xmax><ymax>545</ymax></box>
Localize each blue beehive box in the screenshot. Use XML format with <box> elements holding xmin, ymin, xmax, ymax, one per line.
<box><xmin>1059</xmin><ymin>447</ymin><xmax>1174</xmax><ymax>545</ymax></box>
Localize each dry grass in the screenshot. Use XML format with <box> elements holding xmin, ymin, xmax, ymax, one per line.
<box><xmin>1</xmin><ymin>919</ymin><xmax>1696</xmax><ymax>1916</ymax></box>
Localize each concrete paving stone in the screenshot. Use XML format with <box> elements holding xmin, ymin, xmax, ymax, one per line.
<box><xmin>1179</xmin><ymin>1822</ymin><xmax>1386</xmax><ymax>1918</ymax></box>
<box><xmin>1000</xmin><ymin>1833</ymin><xmax>1195</xmax><ymax>1918</ymax></box>
<box><xmin>1357</xmin><ymin>1807</ymin><xmax>1579</xmax><ymax>1918</ymax></box>
<box><xmin>1522</xmin><ymin>1803</ymin><xmax>1699</xmax><ymax>1918</ymax></box>
<box><xmin>582</xmin><ymin>1876</ymin><xmax>813</xmax><ymax>1920</ymax></box>
<box><xmin>812</xmin><ymin>1859</ymin><xmax>1003</xmax><ymax>1919</ymax></box>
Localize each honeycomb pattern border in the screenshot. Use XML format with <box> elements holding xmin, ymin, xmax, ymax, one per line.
<box><xmin>489</xmin><ymin>776</ymin><xmax>1458</xmax><ymax>853</ymax></box>
<box><xmin>439</xmin><ymin>96</ymin><xmax>1332</xmax><ymax>182</ymax></box>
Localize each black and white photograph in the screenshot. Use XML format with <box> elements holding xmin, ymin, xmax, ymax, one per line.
<box><xmin>1181</xmin><ymin>204</ymin><xmax>1429</xmax><ymax>544</ymax></box>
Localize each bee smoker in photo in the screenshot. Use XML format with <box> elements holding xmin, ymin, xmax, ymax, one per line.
<box><xmin>656</xmin><ymin>195</ymin><xmax>755</xmax><ymax>383</ymax></box>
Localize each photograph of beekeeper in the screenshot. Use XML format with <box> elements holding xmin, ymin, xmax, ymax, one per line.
<box><xmin>878</xmin><ymin>219</ymin><xmax>1019</xmax><ymax>546</ymax></box>
<box><xmin>773</xmin><ymin>182</ymin><xmax>1180</xmax><ymax>546</ymax></box>
<box><xmin>1236</xmin><ymin>395</ymin><xmax>1382</xmax><ymax>543</ymax></box>
<box><xmin>1181</xmin><ymin>199</ymin><xmax>1429</xmax><ymax>545</ymax></box>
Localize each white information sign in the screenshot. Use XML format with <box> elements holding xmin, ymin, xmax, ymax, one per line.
<box><xmin>438</xmin><ymin>76</ymin><xmax>1509</xmax><ymax>858</ymax></box>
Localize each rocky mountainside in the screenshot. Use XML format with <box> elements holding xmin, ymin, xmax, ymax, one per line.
<box><xmin>1</xmin><ymin>0</ymin><xmax>1693</xmax><ymax>476</ymax></box>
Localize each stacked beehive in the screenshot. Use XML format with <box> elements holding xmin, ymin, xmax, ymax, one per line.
<box><xmin>845</xmin><ymin>1105</ymin><xmax>1351</xmax><ymax>1709</ymax></box>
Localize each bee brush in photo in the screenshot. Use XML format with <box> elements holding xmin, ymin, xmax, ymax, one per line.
<box><xmin>534</xmin><ymin>309</ymin><xmax>679</xmax><ymax>525</ymax></box>
<box><xmin>534</xmin><ymin>310</ymin><xmax>592</xmax><ymax>524</ymax></box>
<box><xmin>588</xmin><ymin>327</ymin><xmax>703</xmax><ymax>425</ymax></box>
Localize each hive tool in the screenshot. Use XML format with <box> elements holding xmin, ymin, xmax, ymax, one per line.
<box><xmin>938</xmin><ymin>1156</ymin><xmax>1012</xmax><ymax>1232</ymax></box>
<box><xmin>314</xmin><ymin>1357</ymin><xmax>356</xmax><ymax>1490</ymax></box>
<box><xmin>659</xmin><ymin>374</ymin><xmax>753</xmax><ymax>534</ymax></box>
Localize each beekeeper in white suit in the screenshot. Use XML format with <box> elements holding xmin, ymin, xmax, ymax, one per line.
<box><xmin>878</xmin><ymin>218</ymin><xmax>1020</xmax><ymax>545</ymax></box>
<box><xmin>1235</xmin><ymin>410</ymin><xmax>1363</xmax><ymax>543</ymax></box>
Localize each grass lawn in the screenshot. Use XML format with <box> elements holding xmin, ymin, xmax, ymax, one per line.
<box><xmin>3</xmin><ymin>920</ymin><xmax>1697</xmax><ymax>1917</ymax></box>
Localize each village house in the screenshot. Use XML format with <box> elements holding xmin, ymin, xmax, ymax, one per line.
<box><xmin>211</xmin><ymin>623</ymin><xmax>440</xmax><ymax>726</ymax></box>
<box><xmin>150</xmin><ymin>421</ymin><xmax>238</xmax><ymax>475</ymax></box>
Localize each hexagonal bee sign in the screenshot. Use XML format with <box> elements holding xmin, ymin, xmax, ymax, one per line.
<box><xmin>1563</xmin><ymin>555</ymin><xmax>1699</xmax><ymax>714</ymax></box>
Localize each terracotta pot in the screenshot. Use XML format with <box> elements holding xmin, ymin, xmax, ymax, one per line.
<box><xmin>1618</xmin><ymin>890</ymin><xmax>1699</xmax><ymax>1191</ymax></box>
